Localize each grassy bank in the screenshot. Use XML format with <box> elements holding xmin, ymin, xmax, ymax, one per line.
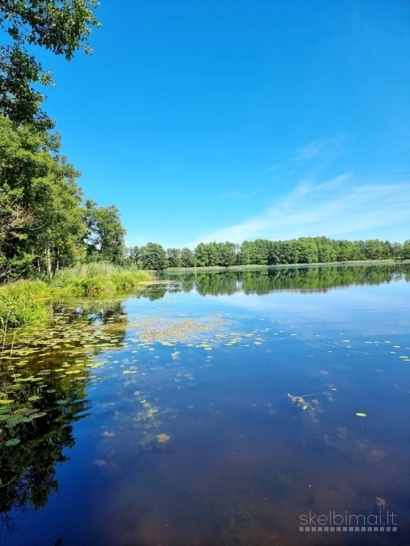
<box><xmin>165</xmin><ymin>259</ymin><xmax>410</xmax><ymax>273</ymax></box>
<box><xmin>0</xmin><ymin>263</ymin><xmax>150</xmax><ymax>327</ymax></box>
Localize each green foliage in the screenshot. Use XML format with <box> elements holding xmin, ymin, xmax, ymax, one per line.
<box><xmin>158</xmin><ymin>237</ymin><xmax>410</xmax><ymax>270</ymax></box>
<box><xmin>0</xmin><ymin>0</ymin><xmax>100</xmax><ymax>129</ymax></box>
<box><xmin>140</xmin><ymin>243</ymin><xmax>168</xmax><ymax>271</ymax></box>
<box><xmin>0</xmin><ymin>280</ymin><xmax>51</xmax><ymax>326</ymax></box>
<box><xmin>84</xmin><ymin>200</ymin><xmax>126</xmax><ymax>264</ymax></box>
<box><xmin>50</xmin><ymin>262</ymin><xmax>150</xmax><ymax>296</ymax></box>
<box><xmin>180</xmin><ymin>247</ymin><xmax>196</xmax><ymax>268</ymax></box>
<box><xmin>0</xmin><ymin>263</ymin><xmax>150</xmax><ymax>326</ymax></box>
<box><xmin>194</xmin><ymin>243</ymin><xmax>208</xmax><ymax>267</ymax></box>
<box><xmin>0</xmin><ymin>116</ymin><xmax>129</xmax><ymax>280</ymax></box>
<box><xmin>401</xmin><ymin>240</ymin><xmax>410</xmax><ymax>260</ymax></box>
<box><xmin>0</xmin><ymin>115</ymin><xmax>86</xmax><ymax>278</ymax></box>
<box><xmin>166</xmin><ymin>248</ymin><xmax>182</xmax><ymax>268</ymax></box>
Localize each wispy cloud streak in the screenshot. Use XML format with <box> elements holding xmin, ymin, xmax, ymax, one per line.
<box><xmin>266</xmin><ymin>134</ymin><xmax>347</xmax><ymax>172</ymax></box>
<box><xmin>188</xmin><ymin>175</ymin><xmax>410</xmax><ymax>246</ymax></box>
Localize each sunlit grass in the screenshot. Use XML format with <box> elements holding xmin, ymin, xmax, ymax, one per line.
<box><xmin>0</xmin><ymin>263</ymin><xmax>150</xmax><ymax>327</ymax></box>
<box><xmin>51</xmin><ymin>263</ymin><xmax>150</xmax><ymax>296</ymax></box>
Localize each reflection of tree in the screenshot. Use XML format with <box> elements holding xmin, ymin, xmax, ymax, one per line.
<box><xmin>53</xmin><ymin>300</ymin><xmax>127</xmax><ymax>325</ymax></box>
<box><xmin>161</xmin><ymin>265</ymin><xmax>409</xmax><ymax>297</ymax></box>
<box><xmin>0</xmin><ymin>393</ymin><xmax>90</xmax><ymax>534</ymax></box>
<box><xmin>0</xmin><ymin>300</ymin><xmax>132</xmax><ymax>536</ymax></box>
<box><xmin>139</xmin><ymin>285</ymin><xmax>168</xmax><ymax>301</ymax></box>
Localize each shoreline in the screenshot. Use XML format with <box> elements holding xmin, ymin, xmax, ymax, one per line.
<box><xmin>164</xmin><ymin>259</ymin><xmax>410</xmax><ymax>273</ymax></box>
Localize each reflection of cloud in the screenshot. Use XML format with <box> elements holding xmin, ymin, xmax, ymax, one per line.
<box><xmin>188</xmin><ymin>175</ymin><xmax>410</xmax><ymax>246</ymax></box>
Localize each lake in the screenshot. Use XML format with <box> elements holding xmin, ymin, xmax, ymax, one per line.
<box><xmin>1</xmin><ymin>265</ymin><xmax>409</xmax><ymax>546</ymax></box>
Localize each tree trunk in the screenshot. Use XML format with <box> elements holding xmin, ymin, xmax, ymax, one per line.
<box><xmin>45</xmin><ymin>246</ymin><xmax>52</xmax><ymax>278</ymax></box>
<box><xmin>55</xmin><ymin>248</ymin><xmax>60</xmax><ymax>275</ymax></box>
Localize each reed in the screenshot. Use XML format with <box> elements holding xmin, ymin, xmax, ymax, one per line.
<box><xmin>0</xmin><ymin>263</ymin><xmax>150</xmax><ymax>327</ymax></box>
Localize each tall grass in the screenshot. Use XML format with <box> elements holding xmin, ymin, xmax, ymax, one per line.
<box><xmin>0</xmin><ymin>263</ymin><xmax>150</xmax><ymax>327</ymax></box>
<box><xmin>51</xmin><ymin>262</ymin><xmax>150</xmax><ymax>296</ymax></box>
<box><xmin>0</xmin><ymin>280</ymin><xmax>51</xmax><ymax>327</ymax></box>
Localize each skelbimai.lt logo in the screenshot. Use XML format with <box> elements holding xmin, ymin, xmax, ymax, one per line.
<box><xmin>299</xmin><ymin>510</ymin><xmax>397</xmax><ymax>532</ymax></box>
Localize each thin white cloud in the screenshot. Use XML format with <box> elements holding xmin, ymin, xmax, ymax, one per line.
<box><xmin>295</xmin><ymin>139</ymin><xmax>326</xmax><ymax>160</ymax></box>
<box><xmin>266</xmin><ymin>134</ymin><xmax>348</xmax><ymax>172</ymax></box>
<box><xmin>187</xmin><ymin>175</ymin><xmax>410</xmax><ymax>246</ymax></box>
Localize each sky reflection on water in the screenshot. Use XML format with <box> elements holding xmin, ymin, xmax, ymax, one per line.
<box><xmin>1</xmin><ymin>266</ymin><xmax>409</xmax><ymax>546</ymax></box>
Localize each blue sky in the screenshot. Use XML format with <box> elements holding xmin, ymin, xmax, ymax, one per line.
<box><xmin>39</xmin><ymin>0</ymin><xmax>410</xmax><ymax>248</ymax></box>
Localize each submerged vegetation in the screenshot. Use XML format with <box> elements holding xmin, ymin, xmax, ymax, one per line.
<box><xmin>0</xmin><ymin>298</ymin><xmax>226</xmax><ymax>516</ymax></box>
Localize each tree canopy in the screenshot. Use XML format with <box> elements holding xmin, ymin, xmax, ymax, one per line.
<box><xmin>0</xmin><ymin>114</ymin><xmax>126</xmax><ymax>280</ymax></box>
<box><xmin>128</xmin><ymin>237</ymin><xmax>410</xmax><ymax>271</ymax></box>
<box><xmin>0</xmin><ymin>0</ymin><xmax>100</xmax><ymax>128</ymax></box>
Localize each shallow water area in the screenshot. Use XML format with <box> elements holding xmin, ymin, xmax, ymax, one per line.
<box><xmin>1</xmin><ymin>265</ymin><xmax>409</xmax><ymax>545</ymax></box>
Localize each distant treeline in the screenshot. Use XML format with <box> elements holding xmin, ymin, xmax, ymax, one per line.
<box><xmin>128</xmin><ymin>237</ymin><xmax>410</xmax><ymax>270</ymax></box>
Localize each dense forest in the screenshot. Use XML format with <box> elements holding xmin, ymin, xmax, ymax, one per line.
<box><xmin>129</xmin><ymin>238</ymin><xmax>410</xmax><ymax>271</ymax></box>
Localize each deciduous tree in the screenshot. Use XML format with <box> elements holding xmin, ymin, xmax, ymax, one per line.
<box><xmin>0</xmin><ymin>0</ymin><xmax>100</xmax><ymax>128</ymax></box>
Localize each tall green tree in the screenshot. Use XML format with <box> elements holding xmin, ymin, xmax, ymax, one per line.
<box><xmin>402</xmin><ymin>240</ymin><xmax>410</xmax><ymax>260</ymax></box>
<box><xmin>195</xmin><ymin>243</ymin><xmax>209</xmax><ymax>267</ymax></box>
<box><xmin>0</xmin><ymin>115</ymin><xmax>85</xmax><ymax>277</ymax></box>
<box><xmin>166</xmin><ymin>248</ymin><xmax>181</xmax><ymax>268</ymax></box>
<box><xmin>180</xmin><ymin>247</ymin><xmax>196</xmax><ymax>267</ymax></box>
<box><xmin>217</xmin><ymin>242</ymin><xmax>237</xmax><ymax>267</ymax></box>
<box><xmin>84</xmin><ymin>200</ymin><xmax>126</xmax><ymax>264</ymax></box>
<box><xmin>140</xmin><ymin>242</ymin><xmax>167</xmax><ymax>270</ymax></box>
<box><xmin>0</xmin><ymin>0</ymin><xmax>100</xmax><ymax>129</ymax></box>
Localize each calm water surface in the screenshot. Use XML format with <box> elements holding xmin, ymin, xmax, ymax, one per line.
<box><xmin>1</xmin><ymin>266</ymin><xmax>409</xmax><ymax>546</ymax></box>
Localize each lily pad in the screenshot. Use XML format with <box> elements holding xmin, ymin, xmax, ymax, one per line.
<box><xmin>5</xmin><ymin>438</ymin><xmax>21</xmax><ymax>447</ymax></box>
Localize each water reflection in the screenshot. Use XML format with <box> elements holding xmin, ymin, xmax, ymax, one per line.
<box><xmin>0</xmin><ymin>301</ymin><xmax>129</xmax><ymax>536</ymax></box>
<box><xmin>0</xmin><ymin>395</ymin><xmax>89</xmax><ymax>534</ymax></box>
<box><xmin>160</xmin><ymin>264</ymin><xmax>409</xmax><ymax>296</ymax></box>
<box><xmin>0</xmin><ymin>266</ymin><xmax>409</xmax><ymax>545</ymax></box>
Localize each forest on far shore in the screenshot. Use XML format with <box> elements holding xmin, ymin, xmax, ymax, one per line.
<box><xmin>129</xmin><ymin>237</ymin><xmax>410</xmax><ymax>271</ymax></box>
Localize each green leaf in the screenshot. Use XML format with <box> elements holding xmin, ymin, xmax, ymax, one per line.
<box><xmin>5</xmin><ymin>438</ymin><xmax>21</xmax><ymax>447</ymax></box>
